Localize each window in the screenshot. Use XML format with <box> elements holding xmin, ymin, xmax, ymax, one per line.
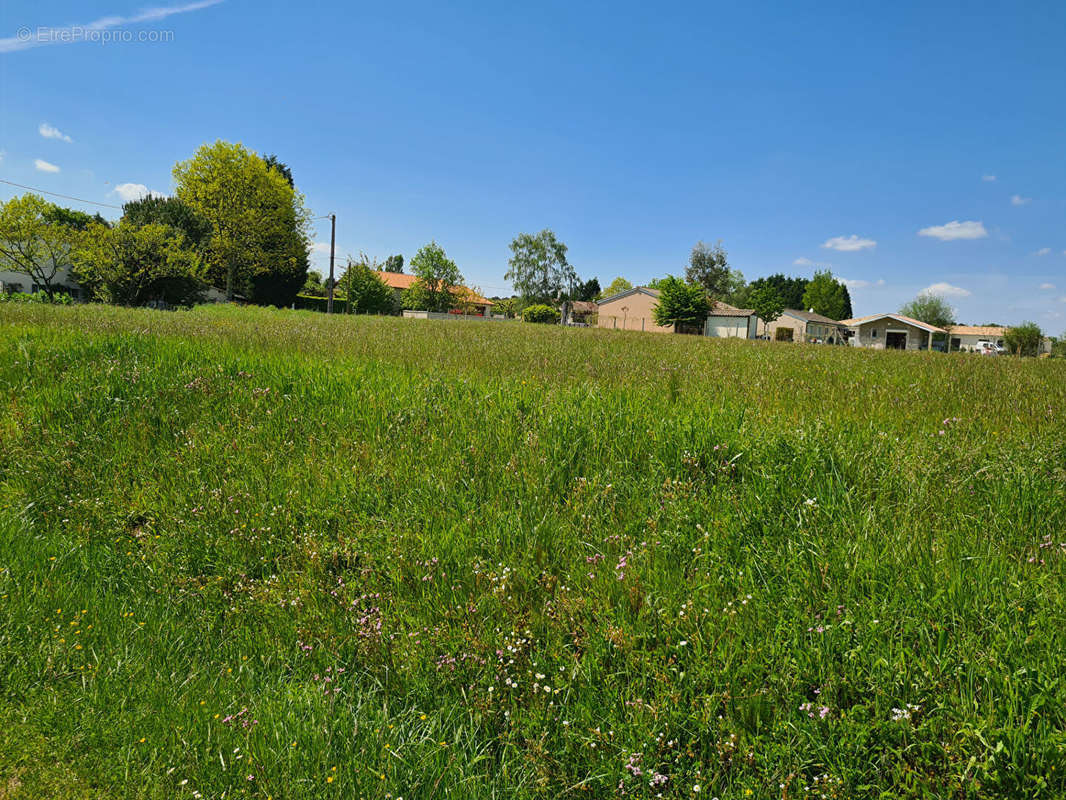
<box><xmin>871</xmin><ymin>328</ymin><xmax>878</xmax><ymax>338</ymax></box>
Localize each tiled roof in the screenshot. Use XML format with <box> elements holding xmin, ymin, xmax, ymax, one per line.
<box><xmin>709</xmin><ymin>301</ymin><xmax>754</xmax><ymax>317</ymax></box>
<box><xmin>783</xmin><ymin>309</ymin><xmax>846</xmax><ymax>325</ymax></box>
<box><xmin>375</xmin><ymin>271</ymin><xmax>492</xmax><ymax>305</ymax></box>
<box><xmin>946</xmin><ymin>325</ymin><xmax>1006</xmax><ymax>337</ymax></box>
<box><xmin>839</xmin><ymin>313</ymin><xmax>946</xmax><ymax>333</ymax></box>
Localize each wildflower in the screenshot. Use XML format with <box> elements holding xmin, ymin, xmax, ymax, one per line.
<box><xmin>327</xmin><ymin>776</ymin><xmax>334</xmax><ymax>783</ymax></box>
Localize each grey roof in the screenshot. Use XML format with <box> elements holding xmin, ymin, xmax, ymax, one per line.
<box><xmin>709</xmin><ymin>301</ymin><xmax>755</xmax><ymax>317</ymax></box>
<box><xmin>782</xmin><ymin>308</ymin><xmax>847</xmax><ymax>325</ymax></box>
<box><xmin>597</xmin><ymin>286</ymin><xmax>661</xmax><ymax>305</ymax></box>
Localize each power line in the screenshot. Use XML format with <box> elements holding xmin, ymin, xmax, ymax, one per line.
<box><xmin>0</xmin><ymin>178</ymin><xmax>123</xmax><ymax>209</ymax></box>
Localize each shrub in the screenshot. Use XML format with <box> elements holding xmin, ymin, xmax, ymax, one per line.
<box><xmin>522</xmin><ymin>303</ymin><xmax>560</xmax><ymax>324</ymax></box>
<box><xmin>1004</xmin><ymin>321</ymin><xmax>1043</xmax><ymax>357</ymax></box>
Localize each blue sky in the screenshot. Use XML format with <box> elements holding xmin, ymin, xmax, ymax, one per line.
<box><xmin>1</xmin><ymin>0</ymin><xmax>1064</xmax><ymax>326</ymax></box>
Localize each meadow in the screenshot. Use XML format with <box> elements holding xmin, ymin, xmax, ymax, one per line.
<box><xmin>0</xmin><ymin>303</ymin><xmax>1063</xmax><ymax>799</ymax></box>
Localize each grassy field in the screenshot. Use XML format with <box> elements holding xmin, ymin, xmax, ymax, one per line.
<box><xmin>0</xmin><ymin>303</ymin><xmax>1064</xmax><ymax>799</ymax></box>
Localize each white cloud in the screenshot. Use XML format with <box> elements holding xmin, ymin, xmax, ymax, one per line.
<box><xmin>1040</xmin><ymin>283</ymin><xmax>1056</xmax><ymax>290</ymax></box>
<box><xmin>821</xmin><ymin>235</ymin><xmax>876</xmax><ymax>252</ymax></box>
<box><xmin>921</xmin><ymin>282</ymin><xmax>971</xmax><ymax>298</ymax></box>
<box><xmin>1011</xmin><ymin>194</ymin><xmax>1031</xmax><ymax>206</ymax></box>
<box><xmin>111</xmin><ymin>182</ymin><xmax>164</xmax><ymax>202</ymax></box>
<box><xmin>34</xmin><ymin>158</ymin><xmax>60</xmax><ymax>173</ymax></box>
<box><xmin>917</xmin><ymin>220</ymin><xmax>987</xmax><ymax>241</ymax></box>
<box><xmin>310</xmin><ymin>242</ymin><xmax>332</xmax><ymax>255</ymax></box>
<box><xmin>1034</xmin><ymin>247</ymin><xmax>1051</xmax><ymax>256</ymax></box>
<box><xmin>841</xmin><ymin>277</ymin><xmax>886</xmax><ymax>289</ymax></box>
<box><xmin>981</xmin><ymin>174</ymin><xmax>997</xmax><ymax>182</ymax></box>
<box><xmin>38</xmin><ymin>122</ymin><xmax>72</xmax><ymax>143</ymax></box>
<box><xmin>793</xmin><ymin>257</ymin><xmax>814</xmax><ymax>266</ymax></box>
<box><xmin>0</xmin><ymin>0</ymin><xmax>224</xmax><ymax>54</ymax></box>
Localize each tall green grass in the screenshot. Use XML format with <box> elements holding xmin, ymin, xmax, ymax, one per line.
<box><xmin>0</xmin><ymin>304</ymin><xmax>1063</xmax><ymax>799</ymax></box>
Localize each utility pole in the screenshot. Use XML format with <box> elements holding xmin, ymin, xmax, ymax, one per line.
<box><xmin>326</xmin><ymin>213</ymin><xmax>337</xmax><ymax>314</ymax></box>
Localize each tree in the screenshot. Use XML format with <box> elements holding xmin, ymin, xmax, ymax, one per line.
<box><xmin>262</xmin><ymin>154</ymin><xmax>294</xmax><ymax>188</ymax></box>
<box><xmin>383</xmin><ymin>254</ymin><xmax>404</xmax><ymax>273</ymax></box>
<box><xmin>652</xmin><ymin>275</ymin><xmax>708</xmax><ymax>331</ymax></box>
<box><xmin>302</xmin><ymin>270</ymin><xmax>326</xmax><ymax>296</ymax></box>
<box><xmin>71</xmin><ymin>221</ymin><xmax>206</xmax><ymax>306</ymax></box>
<box><xmin>173</xmin><ymin>140</ymin><xmax>311</xmax><ymax>301</ymax></box>
<box><xmin>337</xmin><ymin>255</ymin><xmax>395</xmax><ymax>315</ymax></box>
<box><xmin>685</xmin><ymin>241</ymin><xmax>731</xmax><ymax>298</ymax></box>
<box><xmin>600</xmin><ymin>276</ymin><xmax>633</xmax><ymax>299</ymax></box>
<box><xmin>402</xmin><ymin>241</ymin><xmax>462</xmax><ymax>312</ymax></box>
<box><xmin>899</xmin><ymin>292</ymin><xmax>955</xmax><ymax>329</ymax></box>
<box><xmin>505</xmin><ymin>229</ymin><xmax>575</xmax><ymax>303</ymax></box>
<box><xmin>491</xmin><ymin>296</ymin><xmax>520</xmax><ymax>318</ymax></box>
<box><xmin>1004</xmin><ymin>322</ymin><xmax>1043</xmax><ymax>357</ymax></box>
<box><xmin>748</xmin><ymin>274</ymin><xmax>808</xmax><ymax>310</ymax></box>
<box><xmin>574</xmin><ymin>277</ymin><xmax>600</xmax><ymax>302</ymax></box>
<box><xmin>749</xmin><ymin>285</ymin><xmax>785</xmax><ymax>336</ymax></box>
<box><xmin>0</xmin><ymin>194</ymin><xmax>80</xmax><ymax>298</ymax></box>
<box><xmin>43</xmin><ymin>205</ymin><xmax>108</xmax><ymax>231</ymax></box>
<box><xmin>122</xmin><ymin>196</ymin><xmax>212</xmax><ymax>249</ymax></box>
<box><xmin>801</xmin><ymin>270</ymin><xmax>851</xmax><ymax>320</ymax></box>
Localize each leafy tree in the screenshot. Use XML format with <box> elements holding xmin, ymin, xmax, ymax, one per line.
<box><xmin>302</xmin><ymin>270</ymin><xmax>326</xmax><ymax>296</ymax></box>
<box><xmin>402</xmin><ymin>241</ymin><xmax>462</xmax><ymax>312</ymax></box>
<box><xmin>522</xmin><ymin>303</ymin><xmax>561</xmax><ymax>324</ymax></box>
<box><xmin>722</xmin><ymin>268</ymin><xmax>750</xmax><ymax>307</ymax></box>
<box><xmin>491</xmin><ymin>296</ymin><xmax>520</xmax><ymax>318</ymax></box>
<box><xmin>337</xmin><ymin>256</ymin><xmax>395</xmax><ymax>315</ymax></box>
<box><xmin>748</xmin><ymin>285</ymin><xmax>785</xmax><ymax>335</ymax></box>
<box><xmin>122</xmin><ymin>196</ymin><xmax>212</xmax><ymax>248</ymax></box>
<box><xmin>652</xmin><ymin>275</ymin><xmax>708</xmax><ymax>330</ymax></box>
<box><xmin>574</xmin><ymin>277</ymin><xmax>600</xmax><ymax>302</ymax></box>
<box><xmin>899</xmin><ymin>292</ymin><xmax>955</xmax><ymax>329</ymax></box>
<box><xmin>383</xmin><ymin>254</ymin><xmax>404</xmax><ymax>273</ymax></box>
<box><xmin>0</xmin><ymin>193</ymin><xmax>80</xmax><ymax>298</ymax></box>
<box><xmin>1004</xmin><ymin>321</ymin><xmax>1043</xmax><ymax>357</ymax></box>
<box><xmin>71</xmin><ymin>221</ymin><xmax>206</xmax><ymax>306</ymax></box>
<box><xmin>685</xmin><ymin>240</ymin><xmax>731</xmax><ymax>298</ymax></box>
<box><xmin>801</xmin><ymin>270</ymin><xmax>851</xmax><ymax>320</ymax></box>
<box><xmin>262</xmin><ymin>154</ymin><xmax>294</xmax><ymax>188</ymax></box>
<box><xmin>173</xmin><ymin>140</ymin><xmax>311</xmax><ymax>302</ymax></box>
<box><xmin>748</xmin><ymin>274</ymin><xmax>808</xmax><ymax>310</ymax></box>
<box><xmin>600</xmin><ymin>276</ymin><xmax>633</xmax><ymax>299</ymax></box>
<box><xmin>505</xmin><ymin>229</ymin><xmax>575</xmax><ymax>303</ymax></box>
<box><xmin>43</xmin><ymin>205</ymin><xmax>109</xmax><ymax>231</ymax></box>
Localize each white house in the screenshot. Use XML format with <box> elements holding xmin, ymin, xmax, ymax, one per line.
<box><xmin>840</xmin><ymin>313</ymin><xmax>944</xmax><ymax>350</ymax></box>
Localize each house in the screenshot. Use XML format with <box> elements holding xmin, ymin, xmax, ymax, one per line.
<box><xmin>596</xmin><ymin>287</ymin><xmax>673</xmax><ymax>333</ymax></box>
<box><xmin>0</xmin><ymin>265</ymin><xmax>86</xmax><ymax>300</ymax></box>
<box><xmin>563</xmin><ymin>300</ymin><xmax>598</xmax><ymax>326</ymax></box>
<box><xmin>764</xmin><ymin>309</ymin><xmax>848</xmax><ymax>344</ymax></box>
<box><xmin>945</xmin><ymin>325</ymin><xmax>1052</xmax><ymax>355</ymax></box>
<box><xmin>375</xmin><ymin>271</ymin><xmax>494</xmax><ymax>316</ymax></box>
<box><xmin>840</xmin><ymin>313</ymin><xmax>944</xmax><ymax>350</ymax></box>
<box><xmin>596</xmin><ymin>288</ymin><xmax>758</xmax><ymax>338</ymax></box>
<box><xmin>704</xmin><ymin>301</ymin><xmax>758</xmax><ymax>339</ymax></box>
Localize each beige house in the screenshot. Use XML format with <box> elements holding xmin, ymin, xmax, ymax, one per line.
<box><xmin>764</xmin><ymin>309</ymin><xmax>848</xmax><ymax>344</ymax></box>
<box><xmin>946</xmin><ymin>325</ymin><xmax>1052</xmax><ymax>355</ymax></box>
<box><xmin>705</xmin><ymin>301</ymin><xmax>758</xmax><ymax>338</ymax></box>
<box><xmin>596</xmin><ymin>287</ymin><xmax>674</xmax><ymax>333</ymax></box>
<box><xmin>597</xmin><ymin>288</ymin><xmax>758</xmax><ymax>338</ymax></box>
<box><xmin>841</xmin><ymin>313</ymin><xmax>944</xmax><ymax>350</ymax></box>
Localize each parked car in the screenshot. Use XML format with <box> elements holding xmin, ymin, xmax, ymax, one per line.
<box><xmin>975</xmin><ymin>340</ymin><xmax>1006</xmax><ymax>355</ymax></box>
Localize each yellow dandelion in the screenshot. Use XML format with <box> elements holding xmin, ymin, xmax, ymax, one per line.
<box><xmin>139</xmin><ymin>737</ymin><xmax>146</xmax><ymax>743</ymax></box>
<box><xmin>420</xmin><ymin>714</ymin><xmax>427</xmax><ymax>720</ymax></box>
<box><xmin>327</xmin><ymin>776</ymin><xmax>334</xmax><ymax>783</ymax></box>
<box><xmin>75</xmin><ymin>644</ymin><xmax>82</xmax><ymax>650</ymax></box>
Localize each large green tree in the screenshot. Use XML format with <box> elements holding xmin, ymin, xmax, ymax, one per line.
<box><xmin>173</xmin><ymin>140</ymin><xmax>311</xmax><ymax>302</ymax></box>
<box><xmin>383</xmin><ymin>254</ymin><xmax>404</xmax><ymax>273</ymax></box>
<box><xmin>71</xmin><ymin>221</ymin><xmax>206</xmax><ymax>306</ymax></box>
<box><xmin>402</xmin><ymin>242</ymin><xmax>462</xmax><ymax>312</ymax></box>
<box><xmin>748</xmin><ymin>285</ymin><xmax>785</xmax><ymax>335</ymax></box>
<box><xmin>600</xmin><ymin>276</ymin><xmax>633</xmax><ymax>299</ymax></box>
<box><xmin>121</xmin><ymin>196</ymin><xmax>212</xmax><ymax>249</ymax></box>
<box><xmin>801</xmin><ymin>270</ymin><xmax>851</xmax><ymax>320</ymax></box>
<box><xmin>574</xmin><ymin>277</ymin><xmax>600</xmax><ymax>302</ymax></box>
<box><xmin>338</xmin><ymin>256</ymin><xmax>395</xmax><ymax>315</ymax></box>
<box><xmin>685</xmin><ymin>241</ymin><xmax>731</xmax><ymax>298</ymax></box>
<box><xmin>748</xmin><ymin>274</ymin><xmax>808</xmax><ymax>310</ymax></box>
<box><xmin>0</xmin><ymin>194</ymin><xmax>80</xmax><ymax>298</ymax></box>
<box><xmin>899</xmin><ymin>292</ymin><xmax>955</xmax><ymax>329</ymax></box>
<box><xmin>505</xmin><ymin>229</ymin><xmax>575</xmax><ymax>303</ymax></box>
<box><xmin>652</xmin><ymin>275</ymin><xmax>708</xmax><ymax>331</ymax></box>
<box><xmin>1004</xmin><ymin>322</ymin><xmax>1043</xmax><ymax>357</ymax></box>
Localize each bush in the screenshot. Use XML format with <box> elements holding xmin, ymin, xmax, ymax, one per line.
<box><xmin>293</xmin><ymin>294</ymin><xmax>349</xmax><ymax>314</ymax></box>
<box><xmin>0</xmin><ymin>290</ymin><xmax>73</xmax><ymax>305</ymax></box>
<box><xmin>1004</xmin><ymin>321</ymin><xmax>1043</xmax><ymax>357</ymax></box>
<box><xmin>521</xmin><ymin>304</ymin><xmax>560</xmax><ymax>324</ymax></box>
